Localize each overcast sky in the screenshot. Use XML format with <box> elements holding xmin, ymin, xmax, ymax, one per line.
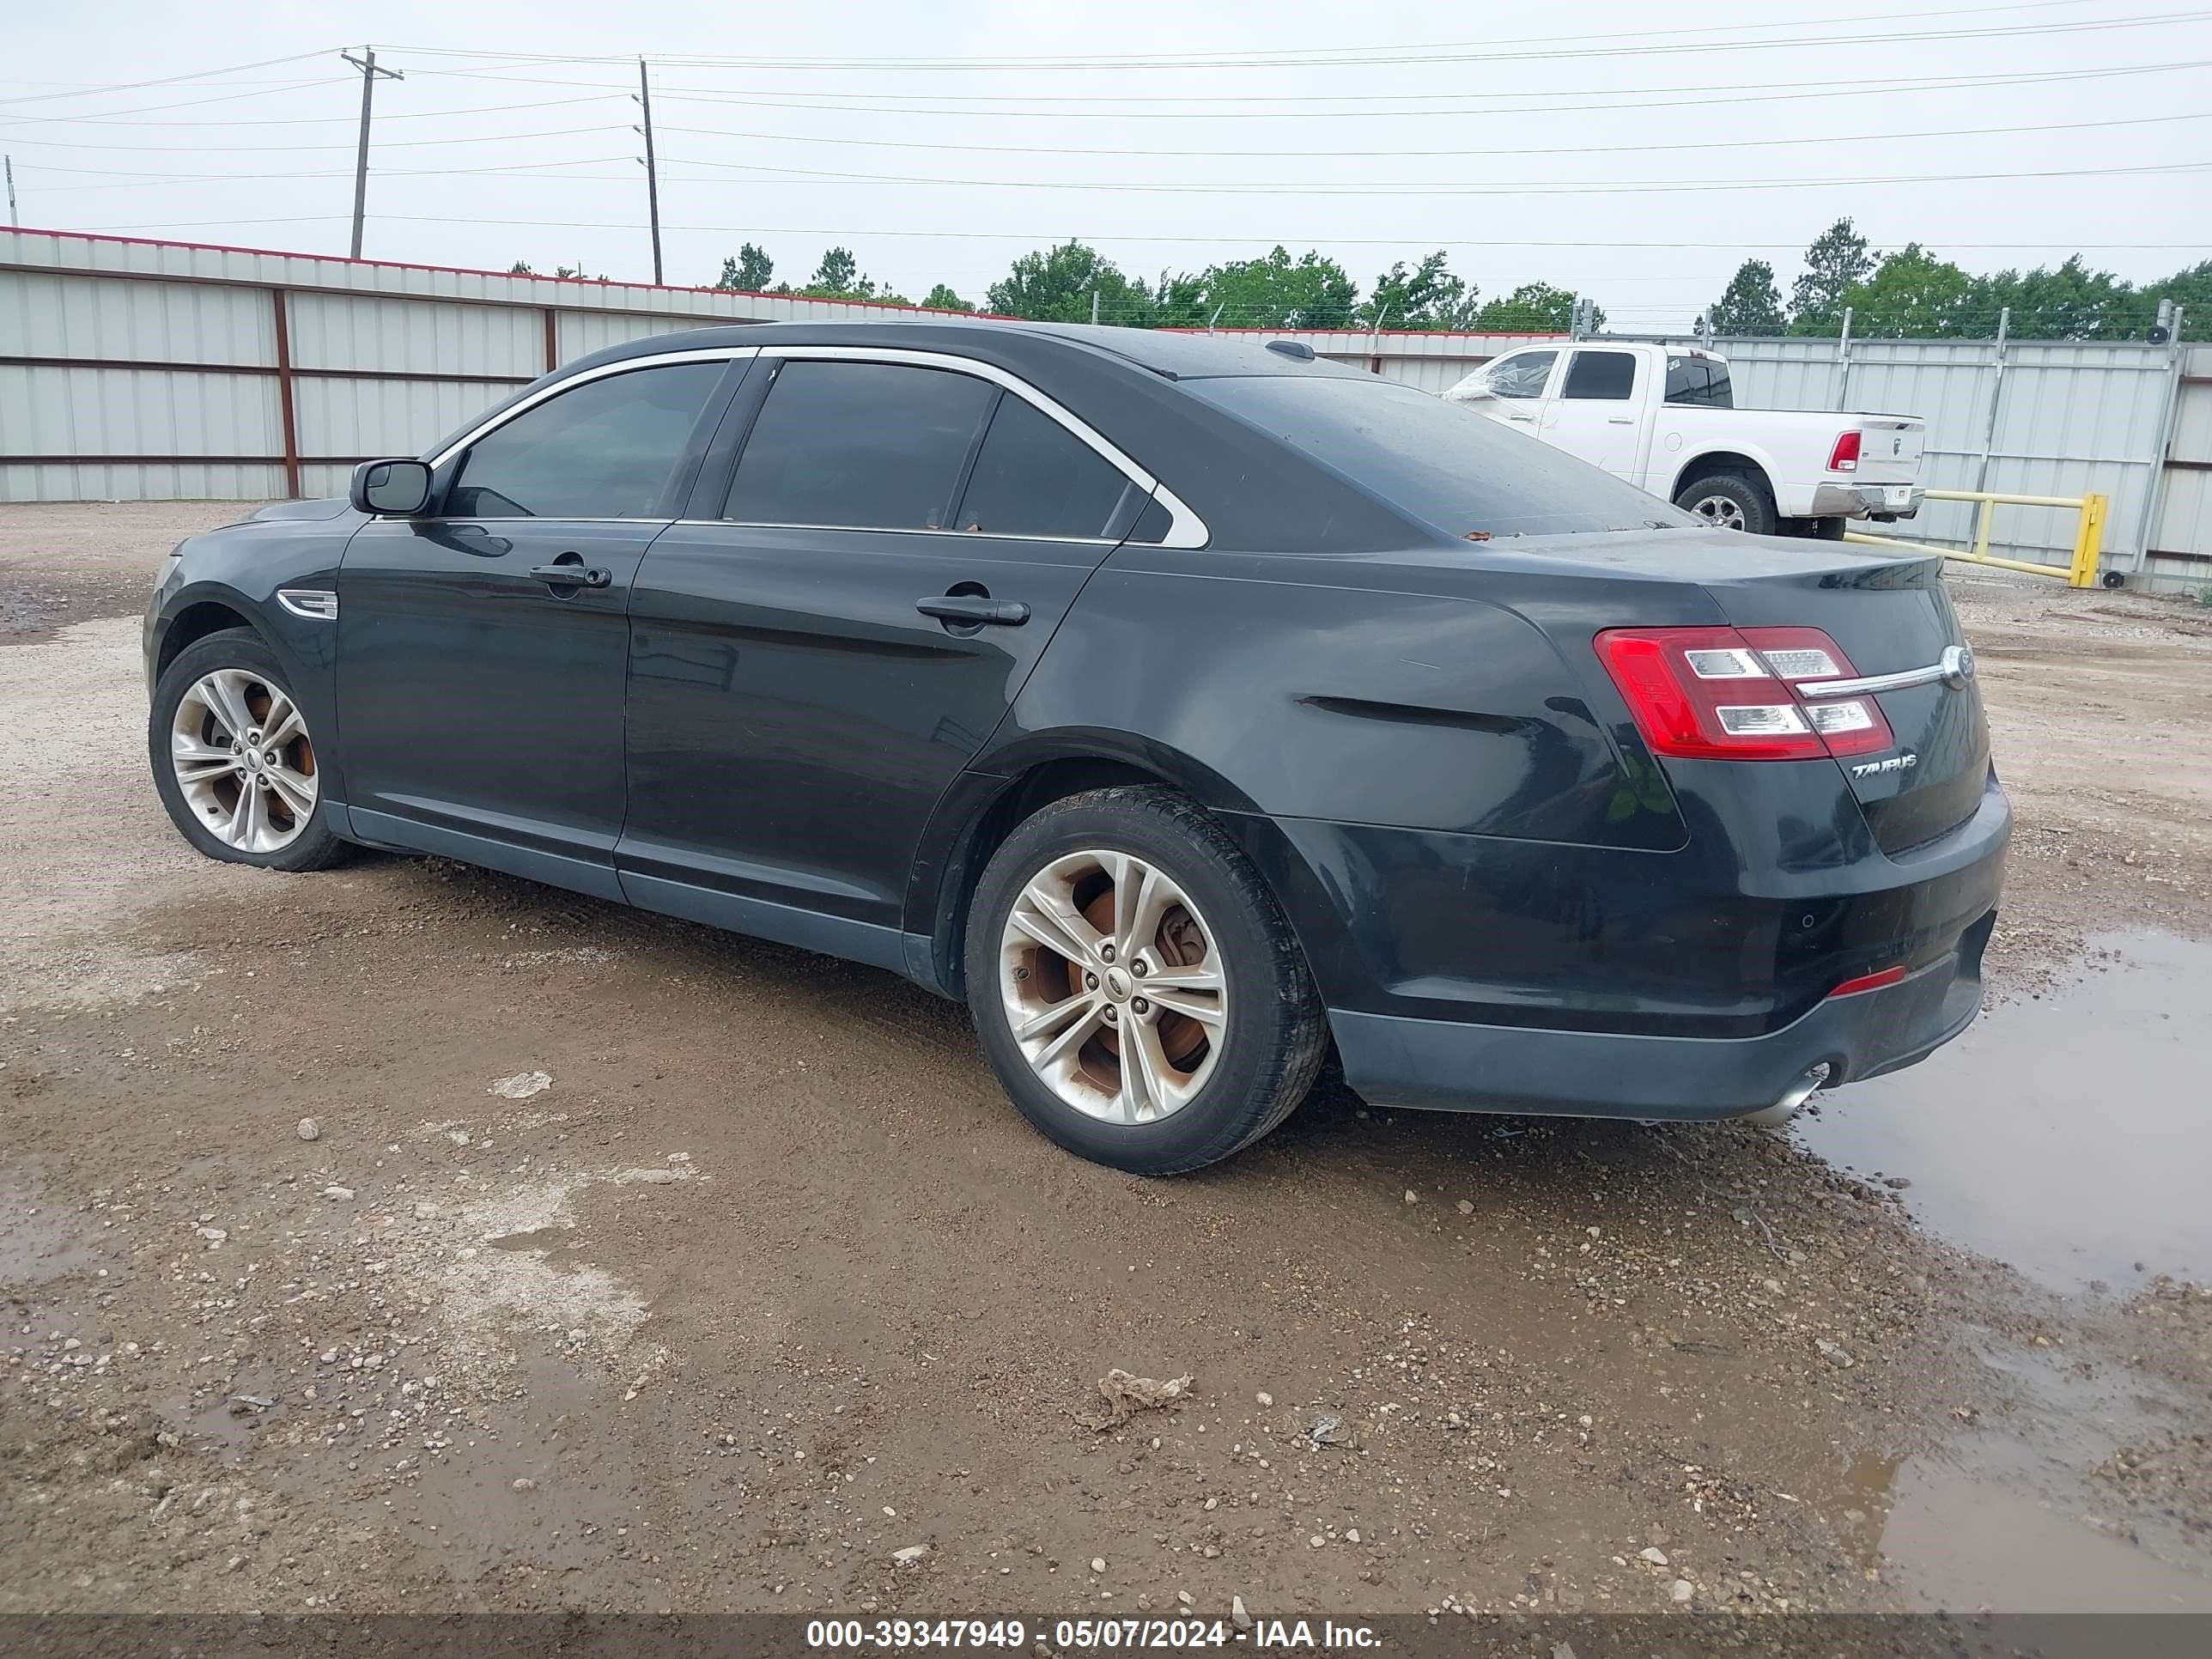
<box><xmin>3</xmin><ymin>0</ymin><xmax>2208</xmax><ymax>328</ymax></box>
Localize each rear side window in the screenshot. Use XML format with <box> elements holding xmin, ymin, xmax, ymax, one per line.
<box><xmin>725</xmin><ymin>360</ymin><xmax>995</xmax><ymax>530</ymax></box>
<box><xmin>1186</xmin><ymin>374</ymin><xmax>1691</xmax><ymax>538</ymax></box>
<box><xmin>1561</xmin><ymin>349</ymin><xmax>1637</xmax><ymax>401</ymax></box>
<box><xmin>1484</xmin><ymin>350</ymin><xmax>1557</xmax><ymax>400</ymax></box>
<box><xmin>447</xmin><ymin>362</ymin><xmax>725</xmax><ymax>519</ymax></box>
<box><xmin>1665</xmin><ymin>356</ymin><xmax>1734</xmax><ymax>408</ymax></box>
<box><xmin>955</xmin><ymin>394</ymin><xmax>1134</xmax><ymax>539</ymax></box>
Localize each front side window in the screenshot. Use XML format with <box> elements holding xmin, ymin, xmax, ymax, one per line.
<box><xmin>1664</xmin><ymin>356</ymin><xmax>1735</xmax><ymax>408</ymax></box>
<box><xmin>1561</xmin><ymin>349</ymin><xmax>1637</xmax><ymax>401</ymax></box>
<box><xmin>725</xmin><ymin>360</ymin><xmax>996</xmax><ymax>531</ymax></box>
<box><xmin>955</xmin><ymin>393</ymin><xmax>1135</xmax><ymax>539</ymax></box>
<box><xmin>447</xmin><ymin>361</ymin><xmax>725</xmax><ymax>519</ymax></box>
<box><xmin>1484</xmin><ymin>350</ymin><xmax>1558</xmax><ymax>400</ymax></box>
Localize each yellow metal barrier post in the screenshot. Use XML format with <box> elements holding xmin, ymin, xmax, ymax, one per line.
<box><xmin>2068</xmin><ymin>492</ymin><xmax>2107</xmax><ymax>589</ymax></box>
<box><xmin>1844</xmin><ymin>488</ymin><xmax>2109</xmax><ymax>586</ymax></box>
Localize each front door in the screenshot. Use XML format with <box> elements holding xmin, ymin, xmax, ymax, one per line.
<box><xmin>621</xmin><ymin>354</ymin><xmax>1146</xmax><ymax>965</ymax></box>
<box><xmin>337</xmin><ymin>356</ymin><xmax>736</xmax><ymax>898</ymax></box>
<box><xmin>1540</xmin><ymin>347</ymin><xmax>1644</xmax><ymax>479</ymax></box>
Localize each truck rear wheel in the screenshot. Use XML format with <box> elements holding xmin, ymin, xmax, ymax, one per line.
<box><xmin>1676</xmin><ymin>471</ymin><xmax>1775</xmax><ymax>537</ymax></box>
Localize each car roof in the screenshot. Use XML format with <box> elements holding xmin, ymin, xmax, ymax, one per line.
<box><xmin>582</xmin><ymin>318</ymin><xmax>1372</xmax><ymax>383</ymax></box>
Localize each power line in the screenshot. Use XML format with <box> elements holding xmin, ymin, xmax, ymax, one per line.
<box><xmin>1</xmin><ymin>91</ymin><xmax>620</xmax><ymax>128</ymax></box>
<box><xmin>650</xmin><ymin>154</ymin><xmax>2212</xmax><ymax>197</ymax></box>
<box><xmin>376</xmin><ymin>7</ymin><xmax>2212</xmax><ymax>72</ymax></box>
<box><xmin>650</xmin><ymin>108</ymin><xmax>2212</xmax><ymax>163</ymax></box>
<box><xmin>416</xmin><ymin>57</ymin><xmax>2211</xmax><ymax>121</ymax></box>
<box><xmin>0</xmin><ymin>51</ymin><xmax>338</xmax><ymax>108</ymax></box>
<box><xmin>0</xmin><ymin>124</ymin><xmax>633</xmax><ymax>152</ymax></box>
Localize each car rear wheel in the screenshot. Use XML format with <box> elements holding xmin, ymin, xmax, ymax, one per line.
<box><xmin>149</xmin><ymin>628</ymin><xmax>349</xmax><ymax>872</ymax></box>
<box><xmin>964</xmin><ymin>785</ymin><xmax>1328</xmax><ymax>1174</ymax></box>
<box><xmin>1676</xmin><ymin>471</ymin><xmax>1776</xmax><ymax>536</ymax></box>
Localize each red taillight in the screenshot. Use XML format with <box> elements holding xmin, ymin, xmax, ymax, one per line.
<box><xmin>1828</xmin><ymin>965</ymin><xmax>1906</xmax><ymax>998</ymax></box>
<box><xmin>1594</xmin><ymin>625</ymin><xmax>1896</xmax><ymax>763</ymax></box>
<box><xmin>1827</xmin><ymin>431</ymin><xmax>1862</xmax><ymax>472</ymax></box>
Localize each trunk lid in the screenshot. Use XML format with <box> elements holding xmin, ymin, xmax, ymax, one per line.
<box><xmin>1698</xmin><ymin>546</ymin><xmax>1988</xmax><ymax>853</ymax></box>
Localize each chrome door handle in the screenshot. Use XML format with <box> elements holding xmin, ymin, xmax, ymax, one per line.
<box><xmin>529</xmin><ymin>562</ymin><xmax>610</xmax><ymax>589</ymax></box>
<box><xmin>917</xmin><ymin>596</ymin><xmax>1030</xmax><ymax>627</ymax></box>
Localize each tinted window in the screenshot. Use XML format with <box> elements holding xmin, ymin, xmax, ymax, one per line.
<box><xmin>1485</xmin><ymin>350</ymin><xmax>1557</xmax><ymax>400</ymax></box>
<box><xmin>1186</xmin><ymin>375</ymin><xmax>1691</xmax><ymax>538</ymax></box>
<box><xmin>725</xmin><ymin>360</ymin><xmax>995</xmax><ymax>530</ymax></box>
<box><xmin>1562</xmin><ymin>349</ymin><xmax>1636</xmax><ymax>401</ymax></box>
<box><xmin>1665</xmin><ymin>356</ymin><xmax>1734</xmax><ymax>408</ymax></box>
<box><xmin>955</xmin><ymin>394</ymin><xmax>1133</xmax><ymax>539</ymax></box>
<box><xmin>447</xmin><ymin>362</ymin><xmax>723</xmax><ymax>519</ymax></box>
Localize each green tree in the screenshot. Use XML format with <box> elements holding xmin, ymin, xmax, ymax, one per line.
<box><xmin>508</xmin><ymin>259</ymin><xmax>536</xmax><ymax>276</ymax></box>
<box><xmin>715</xmin><ymin>243</ymin><xmax>775</xmax><ymax>292</ymax></box>
<box><xmin>987</xmin><ymin>240</ymin><xmax>1157</xmax><ymax>325</ymax></box>
<box><xmin>1788</xmin><ymin>217</ymin><xmax>1875</xmax><ymax>334</ymax></box>
<box><xmin>921</xmin><ymin>283</ymin><xmax>975</xmax><ymax>313</ymax></box>
<box><xmin>1356</xmin><ymin>251</ymin><xmax>1480</xmax><ymax>330</ymax></box>
<box><xmin>1838</xmin><ymin>244</ymin><xmax>1978</xmax><ymax>338</ymax></box>
<box><xmin>1707</xmin><ymin>259</ymin><xmax>1786</xmax><ymax>335</ymax></box>
<box><xmin>1973</xmin><ymin>257</ymin><xmax>2147</xmax><ymax>341</ymax></box>
<box><xmin>1472</xmin><ymin>282</ymin><xmax>1592</xmax><ymax>332</ymax></box>
<box><xmin>2145</xmin><ymin>259</ymin><xmax>2212</xmax><ymax>340</ymax></box>
<box><xmin>1150</xmin><ymin>246</ymin><xmax>1358</xmax><ymax>331</ymax></box>
<box><xmin>782</xmin><ymin>246</ymin><xmax>908</xmax><ymax>305</ymax></box>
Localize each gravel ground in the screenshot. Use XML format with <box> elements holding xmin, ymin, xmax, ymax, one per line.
<box><xmin>3</xmin><ymin>502</ymin><xmax>2209</xmax><ymax>1620</ymax></box>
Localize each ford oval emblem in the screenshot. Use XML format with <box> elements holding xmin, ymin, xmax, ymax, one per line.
<box><xmin>1941</xmin><ymin>643</ymin><xmax>1976</xmax><ymax>688</ymax></box>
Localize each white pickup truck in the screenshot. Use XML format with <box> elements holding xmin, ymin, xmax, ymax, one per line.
<box><xmin>1443</xmin><ymin>342</ymin><xmax>1924</xmax><ymax>538</ymax></box>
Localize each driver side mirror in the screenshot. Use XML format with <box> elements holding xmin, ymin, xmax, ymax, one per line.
<box><xmin>349</xmin><ymin>459</ymin><xmax>433</xmax><ymax>517</ymax></box>
<box><xmin>1441</xmin><ymin>368</ymin><xmax>1496</xmax><ymax>404</ymax></box>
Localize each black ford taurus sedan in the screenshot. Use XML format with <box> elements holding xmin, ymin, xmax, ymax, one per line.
<box><xmin>145</xmin><ymin>321</ymin><xmax>2006</xmax><ymax>1172</ymax></box>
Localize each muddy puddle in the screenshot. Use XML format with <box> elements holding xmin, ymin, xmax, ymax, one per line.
<box><xmin>1794</xmin><ymin>930</ymin><xmax>2211</xmax><ymax>1294</ymax></box>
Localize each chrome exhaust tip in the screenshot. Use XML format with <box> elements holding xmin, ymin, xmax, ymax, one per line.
<box><xmin>1741</xmin><ymin>1062</ymin><xmax>1832</xmax><ymax>1127</ymax></box>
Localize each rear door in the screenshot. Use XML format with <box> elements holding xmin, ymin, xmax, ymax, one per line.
<box><xmin>337</xmin><ymin>354</ymin><xmax>738</xmax><ymax>896</ymax></box>
<box><xmin>1541</xmin><ymin>348</ymin><xmax>1644</xmax><ymax>479</ymax></box>
<box><xmin>619</xmin><ymin>351</ymin><xmax>1149</xmax><ymax>960</ymax></box>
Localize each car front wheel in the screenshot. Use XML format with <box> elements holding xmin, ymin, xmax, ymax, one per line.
<box><xmin>964</xmin><ymin>785</ymin><xmax>1328</xmax><ymax>1174</ymax></box>
<box><xmin>149</xmin><ymin>627</ymin><xmax>349</xmax><ymax>872</ymax></box>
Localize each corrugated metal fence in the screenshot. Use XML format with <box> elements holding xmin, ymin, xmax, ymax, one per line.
<box><xmin>5</xmin><ymin>228</ymin><xmax>2207</xmax><ymax>593</ymax></box>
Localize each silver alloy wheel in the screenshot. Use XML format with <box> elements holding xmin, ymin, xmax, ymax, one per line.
<box><xmin>1688</xmin><ymin>493</ymin><xmax>1748</xmax><ymax>531</ymax></box>
<box><xmin>998</xmin><ymin>848</ymin><xmax>1229</xmax><ymax>1124</ymax></box>
<box><xmin>169</xmin><ymin>667</ymin><xmax>319</xmax><ymax>854</ymax></box>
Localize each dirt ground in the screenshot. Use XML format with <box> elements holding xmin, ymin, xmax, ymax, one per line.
<box><xmin>3</xmin><ymin>501</ymin><xmax>2210</xmax><ymax>1623</ymax></box>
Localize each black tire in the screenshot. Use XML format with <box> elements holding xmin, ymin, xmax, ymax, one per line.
<box><xmin>149</xmin><ymin>627</ymin><xmax>351</xmax><ymax>872</ymax></box>
<box><xmin>963</xmin><ymin>785</ymin><xmax>1328</xmax><ymax>1174</ymax></box>
<box><xmin>1675</xmin><ymin>470</ymin><xmax>1777</xmax><ymax>537</ymax></box>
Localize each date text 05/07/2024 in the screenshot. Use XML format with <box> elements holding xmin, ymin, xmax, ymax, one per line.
<box><xmin>804</xmin><ymin>1619</ymin><xmax>1383</xmax><ymax>1650</ymax></box>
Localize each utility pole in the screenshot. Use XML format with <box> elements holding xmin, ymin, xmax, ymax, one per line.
<box><xmin>4</xmin><ymin>155</ymin><xmax>16</xmax><ymax>227</ymax></box>
<box><xmin>634</xmin><ymin>59</ymin><xmax>664</xmax><ymax>285</ymax></box>
<box><xmin>341</xmin><ymin>48</ymin><xmax>402</xmax><ymax>259</ymax></box>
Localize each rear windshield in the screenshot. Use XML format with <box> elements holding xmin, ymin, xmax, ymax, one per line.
<box><xmin>1664</xmin><ymin>356</ymin><xmax>1733</xmax><ymax>408</ymax></box>
<box><xmin>1185</xmin><ymin>374</ymin><xmax>1692</xmax><ymax>538</ymax></box>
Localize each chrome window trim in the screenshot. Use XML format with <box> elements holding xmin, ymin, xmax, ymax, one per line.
<box><xmin>668</xmin><ymin>520</ymin><xmax>1120</xmax><ymax>548</ymax></box>
<box><xmin>425</xmin><ymin>347</ymin><xmax>761</xmax><ymax>470</ymax></box>
<box><xmin>734</xmin><ymin>344</ymin><xmax>1211</xmax><ymax>550</ymax></box>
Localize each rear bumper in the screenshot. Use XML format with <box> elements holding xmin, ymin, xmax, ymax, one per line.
<box><xmin>1329</xmin><ymin>908</ymin><xmax>1991</xmax><ymax>1120</ymax></box>
<box><xmin>1219</xmin><ymin>769</ymin><xmax>2008</xmax><ymax>1122</ymax></box>
<box><xmin>1810</xmin><ymin>481</ymin><xmax>1923</xmax><ymax>521</ymax></box>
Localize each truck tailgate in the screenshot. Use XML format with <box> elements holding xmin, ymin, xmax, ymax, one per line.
<box><xmin>1852</xmin><ymin>416</ymin><xmax>1923</xmax><ymax>485</ymax></box>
